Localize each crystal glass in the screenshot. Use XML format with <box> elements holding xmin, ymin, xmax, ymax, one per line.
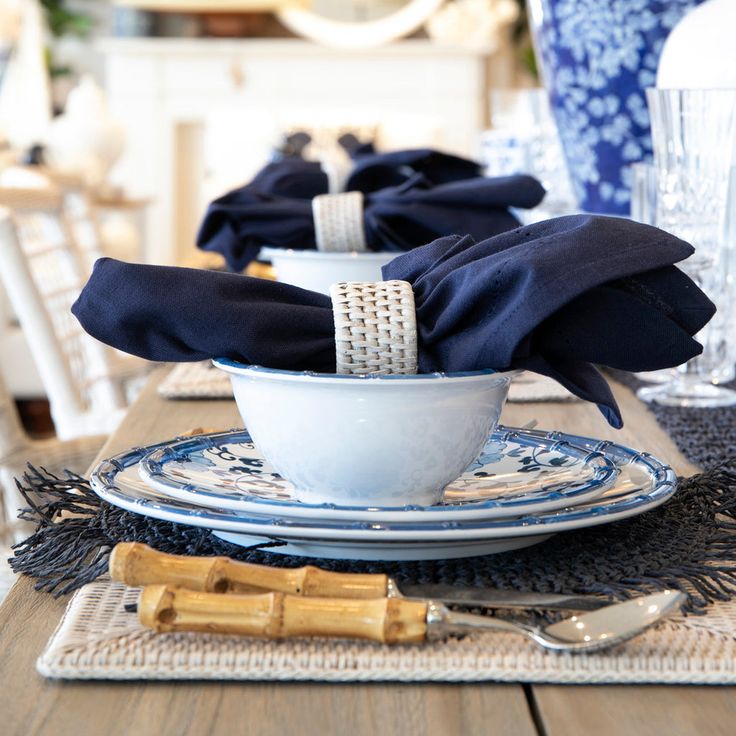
<box><xmin>629</xmin><ymin>162</ymin><xmax>657</xmax><ymax>227</ymax></box>
<box><xmin>637</xmin><ymin>89</ymin><xmax>736</xmax><ymax>408</ymax></box>
<box><xmin>629</xmin><ymin>161</ymin><xmax>677</xmax><ymax>385</ymax></box>
<box><xmin>481</xmin><ymin>88</ymin><xmax>576</xmax><ymax>217</ymax></box>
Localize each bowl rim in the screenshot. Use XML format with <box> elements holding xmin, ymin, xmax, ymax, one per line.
<box><xmin>259</xmin><ymin>247</ymin><xmax>397</xmax><ymax>263</ymax></box>
<box><xmin>213</xmin><ymin>358</ymin><xmax>518</xmax><ymax>384</ymax></box>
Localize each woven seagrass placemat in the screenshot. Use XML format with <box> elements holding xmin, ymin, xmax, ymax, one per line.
<box><xmin>37</xmin><ymin>577</ymin><xmax>736</xmax><ymax>684</ymax></box>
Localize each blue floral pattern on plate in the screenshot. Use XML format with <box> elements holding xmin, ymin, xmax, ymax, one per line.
<box><xmin>89</xmin><ymin>426</ymin><xmax>677</xmax><ymax>545</ymax></box>
<box><xmin>138</xmin><ymin>428</ymin><xmax>618</xmax><ymax>522</ymax></box>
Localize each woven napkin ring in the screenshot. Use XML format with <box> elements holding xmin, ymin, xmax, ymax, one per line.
<box><xmin>329</xmin><ymin>280</ymin><xmax>418</xmax><ymax>375</ymax></box>
<box><xmin>312</xmin><ymin>191</ymin><xmax>368</xmax><ymax>253</ymax></box>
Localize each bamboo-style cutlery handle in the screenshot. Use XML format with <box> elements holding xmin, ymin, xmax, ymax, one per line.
<box><xmin>110</xmin><ymin>542</ymin><xmax>389</xmax><ymax>598</ymax></box>
<box><xmin>138</xmin><ymin>585</ymin><xmax>428</xmax><ymax>644</ymax></box>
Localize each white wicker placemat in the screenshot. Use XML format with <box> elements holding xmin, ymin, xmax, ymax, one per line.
<box><xmin>507</xmin><ymin>372</ymin><xmax>578</xmax><ymax>403</ymax></box>
<box><xmin>37</xmin><ymin>578</ymin><xmax>736</xmax><ymax>683</ymax></box>
<box><xmin>158</xmin><ymin>363</ymin><xmax>574</xmax><ymax>403</ymax></box>
<box><xmin>157</xmin><ymin>363</ymin><xmax>233</xmax><ymax>399</ymax></box>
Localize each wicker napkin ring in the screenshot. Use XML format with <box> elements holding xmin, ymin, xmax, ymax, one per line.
<box><xmin>329</xmin><ymin>280</ymin><xmax>418</xmax><ymax>375</ymax></box>
<box><xmin>312</xmin><ymin>191</ymin><xmax>368</xmax><ymax>253</ymax></box>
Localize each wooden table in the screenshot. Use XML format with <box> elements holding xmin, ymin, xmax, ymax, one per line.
<box><xmin>1</xmin><ymin>369</ymin><xmax>733</xmax><ymax>736</ymax></box>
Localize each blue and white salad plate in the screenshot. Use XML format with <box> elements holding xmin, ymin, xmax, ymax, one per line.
<box><xmin>138</xmin><ymin>428</ymin><xmax>617</xmax><ymax>522</ymax></box>
<box><xmin>90</xmin><ymin>428</ymin><xmax>677</xmax><ymax>561</ymax></box>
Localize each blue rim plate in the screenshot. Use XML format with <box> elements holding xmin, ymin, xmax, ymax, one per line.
<box><xmin>89</xmin><ymin>427</ymin><xmax>677</xmax><ymax>543</ymax></box>
<box><xmin>213</xmin><ymin>357</ymin><xmax>510</xmax><ymax>382</ymax></box>
<box><xmin>138</xmin><ymin>428</ymin><xmax>618</xmax><ymax>522</ymax></box>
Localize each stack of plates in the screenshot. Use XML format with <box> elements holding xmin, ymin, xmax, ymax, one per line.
<box><xmin>91</xmin><ymin>426</ymin><xmax>676</xmax><ymax>561</ymax></box>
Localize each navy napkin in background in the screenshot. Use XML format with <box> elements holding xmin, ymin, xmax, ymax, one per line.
<box><xmin>197</xmin><ymin>174</ymin><xmax>546</xmax><ymax>272</ymax></box>
<box><xmin>346</xmin><ymin>147</ymin><xmax>482</xmax><ymax>193</ymax></box>
<box><xmin>73</xmin><ymin>215</ymin><xmax>714</xmax><ymax>427</ymax></box>
<box><xmin>224</xmin><ymin>147</ymin><xmax>484</xmax><ymax>201</ymax></box>
<box><xmin>246</xmin><ymin>159</ymin><xmax>328</xmax><ymax>200</ymax></box>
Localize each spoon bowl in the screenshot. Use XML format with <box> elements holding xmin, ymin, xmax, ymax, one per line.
<box><xmin>429</xmin><ymin>590</ymin><xmax>686</xmax><ymax>653</ymax></box>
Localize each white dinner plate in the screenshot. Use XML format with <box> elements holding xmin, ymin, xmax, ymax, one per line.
<box><xmin>89</xmin><ymin>428</ymin><xmax>676</xmax><ymax>561</ymax></box>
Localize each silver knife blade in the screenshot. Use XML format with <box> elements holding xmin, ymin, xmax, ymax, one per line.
<box><xmin>396</xmin><ymin>583</ymin><xmax>608</xmax><ymax>611</ymax></box>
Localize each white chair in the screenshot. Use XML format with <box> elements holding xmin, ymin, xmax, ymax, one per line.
<box><xmin>0</xmin><ymin>166</ymin><xmax>107</xmax><ymax>273</ymax></box>
<box><xmin>43</xmin><ymin>170</ymin><xmax>108</xmax><ymax>273</ymax></box>
<box><xmin>0</xmin><ymin>193</ymin><xmax>150</xmax><ymax>440</ymax></box>
<box><xmin>0</xmin><ymin>369</ymin><xmax>105</xmax><ymax>600</ymax></box>
<box><xmin>0</xmin><ymin>368</ymin><xmax>106</xmax><ymax>542</ymax></box>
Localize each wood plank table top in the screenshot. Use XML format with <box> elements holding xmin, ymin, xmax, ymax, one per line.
<box><xmin>0</xmin><ymin>368</ymin><xmax>732</xmax><ymax>736</ymax></box>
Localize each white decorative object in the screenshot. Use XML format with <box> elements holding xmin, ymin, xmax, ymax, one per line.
<box><xmin>425</xmin><ymin>0</ymin><xmax>518</xmax><ymax>51</ymax></box>
<box><xmin>0</xmin><ymin>164</ymin><xmax>51</xmax><ymax>188</ymax></box>
<box><xmin>214</xmin><ymin>359</ymin><xmax>515</xmax><ymax>508</ymax></box>
<box><xmin>657</xmin><ymin>0</ymin><xmax>736</xmax><ymax>88</ymax></box>
<box><xmin>0</xmin><ymin>0</ymin><xmax>50</xmax><ymax>149</ymax></box>
<box><xmin>46</xmin><ymin>75</ymin><xmax>126</xmax><ymax>188</ymax></box>
<box><xmin>277</xmin><ymin>0</ymin><xmax>444</xmax><ymax>49</ymax></box>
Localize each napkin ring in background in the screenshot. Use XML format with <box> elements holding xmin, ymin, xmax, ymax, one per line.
<box><xmin>329</xmin><ymin>280</ymin><xmax>418</xmax><ymax>375</ymax></box>
<box><xmin>312</xmin><ymin>192</ymin><xmax>368</xmax><ymax>253</ymax></box>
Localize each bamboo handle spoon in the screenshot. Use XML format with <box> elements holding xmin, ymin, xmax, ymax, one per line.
<box><xmin>110</xmin><ymin>543</ymin><xmax>608</xmax><ymax>612</ymax></box>
<box><xmin>136</xmin><ymin>585</ymin><xmax>685</xmax><ymax>652</ymax></box>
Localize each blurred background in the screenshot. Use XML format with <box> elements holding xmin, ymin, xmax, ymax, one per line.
<box><xmin>0</xmin><ymin>0</ymin><xmax>725</xmax><ymax>445</ymax></box>
<box><xmin>0</xmin><ymin>0</ymin><xmax>546</xmax><ymax>423</ymax></box>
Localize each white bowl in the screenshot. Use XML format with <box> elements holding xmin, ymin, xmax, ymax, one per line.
<box><xmin>213</xmin><ymin>359</ymin><xmax>516</xmax><ymax>507</ymax></box>
<box><xmin>259</xmin><ymin>248</ymin><xmax>397</xmax><ymax>294</ymax></box>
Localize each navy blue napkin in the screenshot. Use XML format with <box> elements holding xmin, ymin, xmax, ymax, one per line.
<box><xmin>246</xmin><ymin>159</ymin><xmax>327</xmax><ymax>200</ymax></box>
<box><xmin>240</xmin><ymin>146</ymin><xmax>483</xmax><ymax>200</ymax></box>
<box><xmin>197</xmin><ymin>174</ymin><xmax>546</xmax><ymax>272</ymax></box>
<box><xmin>73</xmin><ymin>215</ymin><xmax>714</xmax><ymax>427</ymax></box>
<box><xmin>346</xmin><ymin>147</ymin><xmax>482</xmax><ymax>193</ymax></box>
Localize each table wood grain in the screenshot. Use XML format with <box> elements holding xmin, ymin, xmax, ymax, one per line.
<box><xmin>0</xmin><ymin>368</ymin><xmax>730</xmax><ymax>736</ymax></box>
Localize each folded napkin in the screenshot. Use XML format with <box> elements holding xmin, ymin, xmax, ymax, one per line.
<box><xmin>224</xmin><ymin>147</ymin><xmax>484</xmax><ymax>201</ymax></box>
<box><xmin>346</xmin><ymin>147</ymin><xmax>482</xmax><ymax>193</ymax></box>
<box><xmin>198</xmin><ymin>174</ymin><xmax>546</xmax><ymax>272</ymax></box>
<box><xmin>73</xmin><ymin>215</ymin><xmax>714</xmax><ymax>427</ymax></box>
<box><xmin>246</xmin><ymin>159</ymin><xmax>327</xmax><ymax>200</ymax></box>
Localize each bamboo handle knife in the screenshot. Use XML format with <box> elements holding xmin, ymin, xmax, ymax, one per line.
<box><xmin>111</xmin><ymin>542</ymin><xmax>388</xmax><ymax>598</ymax></box>
<box><xmin>139</xmin><ymin>585</ymin><xmax>428</xmax><ymax>644</ymax></box>
<box><xmin>110</xmin><ymin>543</ymin><xmax>609</xmax><ymax>612</ymax></box>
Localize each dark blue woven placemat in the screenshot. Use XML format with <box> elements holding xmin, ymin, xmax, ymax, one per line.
<box><xmin>8</xmin><ymin>374</ymin><xmax>736</xmax><ymax>614</ymax></box>
<box><xmin>8</xmin><ymin>460</ymin><xmax>736</xmax><ymax>614</ymax></box>
<box><xmin>610</xmin><ymin>370</ymin><xmax>736</xmax><ymax>469</ymax></box>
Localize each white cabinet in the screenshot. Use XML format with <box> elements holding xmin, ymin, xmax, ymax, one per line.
<box><xmin>100</xmin><ymin>38</ymin><xmax>498</xmax><ymax>265</ymax></box>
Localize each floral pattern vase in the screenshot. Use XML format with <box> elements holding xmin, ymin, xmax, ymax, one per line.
<box><xmin>528</xmin><ymin>0</ymin><xmax>703</xmax><ymax>215</ymax></box>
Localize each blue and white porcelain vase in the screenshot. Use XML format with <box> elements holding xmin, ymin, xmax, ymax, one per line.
<box><xmin>528</xmin><ymin>0</ymin><xmax>703</xmax><ymax>215</ymax></box>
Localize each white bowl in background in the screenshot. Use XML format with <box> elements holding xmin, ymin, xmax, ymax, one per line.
<box><xmin>259</xmin><ymin>248</ymin><xmax>397</xmax><ymax>294</ymax></box>
<box><xmin>213</xmin><ymin>359</ymin><xmax>516</xmax><ymax>508</ymax></box>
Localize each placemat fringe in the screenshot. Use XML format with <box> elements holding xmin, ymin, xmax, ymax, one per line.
<box><xmin>8</xmin><ymin>462</ymin><xmax>736</xmax><ymax>615</ymax></box>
